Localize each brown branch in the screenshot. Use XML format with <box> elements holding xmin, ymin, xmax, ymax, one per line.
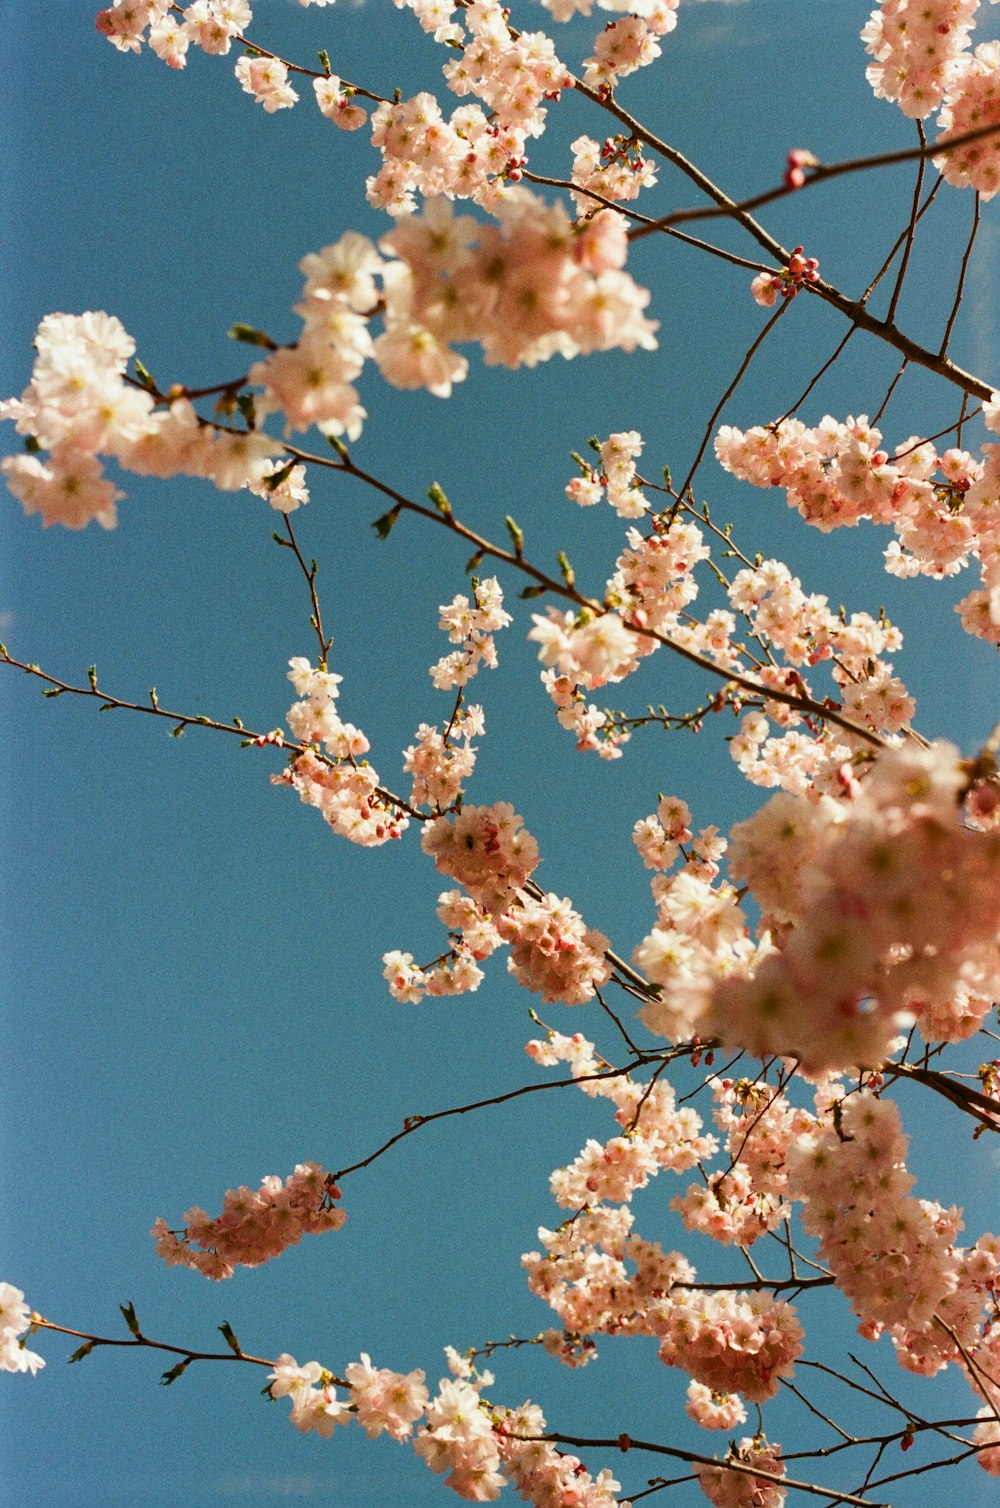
<box><xmin>515</xmin><ymin>1429</ymin><xmax>886</xmax><ymax>1506</ymax></box>
<box><xmin>286</xmin><ymin>443</ymin><xmax>888</xmax><ymax>749</ymax></box>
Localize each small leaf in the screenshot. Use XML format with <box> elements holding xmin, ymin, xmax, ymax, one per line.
<box><xmin>466</xmin><ymin>550</ymin><xmax>484</xmax><ymax>574</ymax></box>
<box><xmin>120</xmin><ymin>1302</ymin><xmax>141</xmax><ymax>1338</ymax></box>
<box><xmin>160</xmin><ymin>1359</ymin><xmax>190</xmax><ymax>1386</ymax></box>
<box><xmin>133</xmin><ymin>359</ymin><xmax>156</xmax><ymax>391</ymax></box>
<box><xmin>326</xmin><ymin>434</ymin><xmax>349</xmax><ymax>460</ymax></box>
<box><xmin>661</xmin><ymin>465</ymin><xmax>671</xmax><ymax>489</ymax></box>
<box><xmin>265</xmin><ymin>459</ymin><xmax>296</xmax><ymax>492</ymax></box>
<box><xmin>520</xmin><ymin>584</ymin><xmax>547</xmax><ymax>599</ymax></box>
<box><xmin>371</xmin><ymin>506</ymin><xmax>401</xmax><ymax>539</ymax></box>
<box><xmin>228</xmin><ymin>323</ymin><xmax>275</xmax><ymax>350</ymax></box>
<box><xmin>427</xmin><ymin>482</ymin><xmax>451</xmax><ymax>516</ymax></box>
<box><xmin>271</xmin><ymin>532</ymin><xmax>294</xmax><ymax>548</ymax></box>
<box><xmin>556</xmin><ymin>551</ymin><xmax>575</xmax><ymax>588</ymax></box>
<box><xmin>68</xmin><ymin>1341</ymin><xmax>95</xmax><ymax>1364</ymax></box>
<box><xmin>504</xmin><ymin>515</ymin><xmax>524</xmax><ymax>555</ymax></box>
<box><xmin>170</xmin><ymin>723</ymin><xmax>186</xmax><ymax>739</ymax></box>
<box><xmin>317</xmin><ymin>48</ymin><xmax>331</xmax><ymax>73</ymax></box>
<box><xmin>42</xmin><ymin>687</ymin><xmax>64</xmax><ymax>699</ymax></box>
<box><xmin>219</xmin><ymin>1321</ymin><xmax>241</xmax><ymax>1356</ymax></box>
<box><xmin>87</xmin><ymin>665</ymin><xmax>98</xmax><ymax>690</ymax></box>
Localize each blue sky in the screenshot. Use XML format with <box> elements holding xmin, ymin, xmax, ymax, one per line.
<box><xmin>3</xmin><ymin>1</ymin><xmax>1000</xmax><ymax>1504</ymax></box>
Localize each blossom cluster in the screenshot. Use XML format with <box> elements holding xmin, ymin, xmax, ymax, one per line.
<box><xmin>96</xmin><ymin>2</ymin><xmax>332</xmax><ymax>73</ymax></box>
<box><xmin>862</xmin><ymin>0</ymin><xmax>1000</xmax><ymax>196</ymax></box>
<box><xmin>0</xmin><ymin>1284</ymin><xmax>44</xmax><ymax>1377</ymax></box>
<box><xmin>387</xmin><ymin>804</ymin><xmax>612</xmax><ymax>1007</ymax></box>
<box><xmin>151</xmin><ymin>1162</ymin><xmax>346</xmax><ymax>1279</ymax></box>
<box><xmin>694</xmin><ymin>1435</ymin><xmax>786</xmax><ymax>1508</ymax></box>
<box><xmin>270</xmin><ymin>1344</ymin><xmax>628</xmax><ymax>1504</ymax></box>
<box><xmin>0</xmin><ymin>312</ymin><xmax>281</xmax><ymax>529</ymax></box>
<box><xmin>787</xmin><ymin>1091</ymin><xmax>1000</xmax><ymax>1394</ymax></box>
<box><xmin>580</xmin><ymin>6</ymin><xmax>679</xmax><ymax>95</ymax></box>
<box><xmin>2</xmin><ymin>200</ymin><xmax>657</xmax><ymax>532</ymax></box>
<box><xmin>715</xmin><ymin>412</ymin><xmax>1000</xmax><ymax>646</ymax></box>
<box><xmin>274</xmin><ymin>657</ymin><xmax>406</xmax><ymax>846</ymax></box>
<box><xmin>672</xmin><ymin>1079</ymin><xmax>816</xmax><ymax>1249</ymax></box>
<box><xmin>707</xmin><ymin>740</ymin><xmax>1000</xmax><ymax>1070</ymax></box>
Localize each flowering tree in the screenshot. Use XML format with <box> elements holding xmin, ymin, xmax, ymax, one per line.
<box><xmin>5</xmin><ymin>1</ymin><xmax>1000</xmax><ymax>1503</ymax></box>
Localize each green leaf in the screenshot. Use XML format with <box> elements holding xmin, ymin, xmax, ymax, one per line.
<box><xmin>219</xmin><ymin>1322</ymin><xmax>241</xmax><ymax>1356</ymax></box>
<box><xmin>326</xmin><ymin>434</ymin><xmax>349</xmax><ymax>460</ymax></box>
<box><xmin>520</xmin><ymin>584</ymin><xmax>547</xmax><ymax>600</ymax></box>
<box><xmin>265</xmin><ymin>458</ymin><xmax>296</xmax><ymax>492</ymax></box>
<box><xmin>557</xmin><ymin>551</ymin><xmax>575</xmax><ymax>588</ymax></box>
<box><xmin>371</xmin><ymin>506</ymin><xmax>401</xmax><ymax>539</ymax></box>
<box><xmin>133</xmin><ymin>358</ymin><xmax>156</xmax><ymax>391</ymax></box>
<box><xmin>120</xmin><ymin>1302</ymin><xmax>140</xmax><ymax>1337</ymax></box>
<box><xmin>160</xmin><ymin>1360</ymin><xmax>189</xmax><ymax>1386</ymax></box>
<box><xmin>68</xmin><ymin>1341</ymin><xmax>95</xmax><ymax>1364</ymax></box>
<box><xmin>504</xmin><ymin>515</ymin><xmax>524</xmax><ymax>555</ymax></box>
<box><xmin>42</xmin><ymin>687</ymin><xmax>65</xmax><ymax>698</ymax></box>
<box><xmin>427</xmin><ymin>482</ymin><xmax>451</xmax><ymax>516</ymax></box>
<box><xmin>228</xmin><ymin>323</ymin><xmax>275</xmax><ymax>349</ymax></box>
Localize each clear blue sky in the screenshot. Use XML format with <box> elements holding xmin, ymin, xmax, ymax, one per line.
<box><xmin>3</xmin><ymin>1</ymin><xmax>999</xmax><ymax>1504</ymax></box>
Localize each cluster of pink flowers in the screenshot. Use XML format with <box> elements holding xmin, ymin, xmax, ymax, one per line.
<box><xmin>388</xmin><ymin>803</ymin><xmax>612</xmax><ymax>1007</ymax></box>
<box><xmin>365</xmin><ymin>0</ymin><xmax>573</xmax><ymax>211</ymax></box>
<box><xmin>672</xmin><ymin>1079</ymin><xmax>816</xmax><ymax>1249</ymax></box>
<box><xmin>566</xmin><ymin>430</ymin><xmax>649</xmax><ymax>518</ymax></box>
<box><xmin>657</xmin><ymin>1290</ymin><xmax>803</xmax><ymax>1405</ymax></box>
<box><xmin>235</xmin><ymin>53</ymin><xmax>299</xmax><ymax>112</ymax></box>
<box><xmin>497</xmin><ymin>1399</ymin><xmax>624</xmax><ymax>1506</ymax></box>
<box><xmin>685</xmin><ymin>1382</ymin><xmax>747</xmax><ymax>1432</ymax></box>
<box><xmin>0</xmin><ymin>1284</ymin><xmax>44</xmax><ymax>1377</ymax></box>
<box><xmin>581</xmin><ymin>8</ymin><xmax>679</xmax><ymax>94</ymax></box>
<box><xmin>381</xmin><ymin>191</ymin><xmax>657</xmax><ymax>372</ymax></box>
<box><xmin>862</xmin><ymin>0</ymin><xmax>980</xmax><ymax>119</ymax></box>
<box><xmin>715</xmin><ymin>413</ymin><xmax>1000</xmax><ymax>646</ymax></box>
<box><xmin>270</xmin><ymin>1340</ymin><xmax>630</xmax><ymax>1503</ymax></box>
<box><xmin>570</xmin><ymin>133</ymin><xmax>659</xmax><ymax>209</ymax></box>
<box><xmin>404</xmin><ymin>714</ymin><xmax>481</xmax><ymax>810</ymax></box>
<box><xmin>151</xmin><ymin>1162</ymin><xmax>346</xmax><ymax>1279</ymax></box>
<box><xmin>522</xmin><ymin>1202</ymin><xmax>802</xmax><ymax>1405</ymax></box>
<box><xmin>787</xmin><ymin>1091</ymin><xmax>1000</xmax><ymax>1400</ymax></box>
<box><xmin>0</xmin><ymin>311</ymin><xmax>283</xmax><ymax>528</ymax></box>
<box><xmin>694</xmin><ymin>1436</ymin><xmax>786</xmax><ymax>1508</ymax></box>
<box><xmin>750</xmin><ymin>247</ymin><xmax>819</xmax><ymax>307</ymax></box>
<box><xmin>498</xmin><ymin>892</ymin><xmax>611</xmax><ymax>1006</ymax></box>
<box><xmin>431</xmin><ymin>578</ymin><xmax>513</xmax><ymax>690</ymax></box>
<box><xmin>707</xmin><ymin>741</ymin><xmax>1000</xmax><ymax>1070</ymax></box>
<box><xmin>631</xmin><ymin>807</ymin><xmax>758</xmax><ymax>1045</ymax></box>
<box><xmin>274</xmin><ymin>657</ymin><xmax>407</xmax><ymax>846</ymax></box>
<box><xmin>423</xmin><ymin>802</ymin><xmax>541</xmax><ymax>912</ymax></box>
<box><xmin>0</xmin><ymin>217</ymin><xmax>658</xmax><ymax>531</ymax></box>
<box><xmin>863</xmin><ymin>0</ymin><xmax>1000</xmax><ymax>196</ymax></box>
<box><xmin>96</xmin><ymin>2</ymin><xmax>334</xmax><ymax>77</ymax></box>
<box><xmin>936</xmin><ymin>40</ymin><xmax>1000</xmax><ymax>195</ymax></box>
